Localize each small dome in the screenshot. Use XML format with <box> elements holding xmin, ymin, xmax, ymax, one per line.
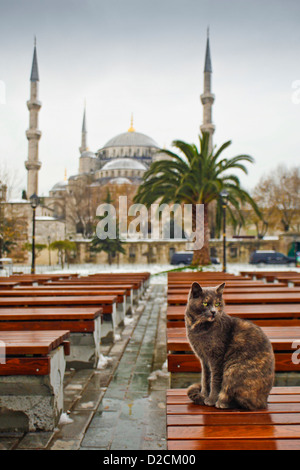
<box><xmin>109</xmin><ymin>177</ymin><xmax>132</xmax><ymax>185</ymax></box>
<box><xmin>101</xmin><ymin>158</ymin><xmax>147</xmax><ymax>171</ymax></box>
<box><xmin>102</xmin><ymin>131</ymin><xmax>159</xmax><ymax>149</ymax></box>
<box><xmin>51</xmin><ymin>180</ymin><xmax>68</xmax><ymax>192</ymax></box>
<box><xmin>81</xmin><ymin>150</ymin><xmax>96</xmax><ymax>158</ymax></box>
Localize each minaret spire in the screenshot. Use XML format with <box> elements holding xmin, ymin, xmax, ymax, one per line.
<box><xmin>200</xmin><ymin>27</ymin><xmax>215</xmax><ymax>153</ymax></box>
<box><xmin>79</xmin><ymin>101</ymin><xmax>88</xmax><ymax>154</ymax></box>
<box><xmin>128</xmin><ymin>113</ymin><xmax>135</xmax><ymax>132</ymax></box>
<box><xmin>25</xmin><ymin>38</ymin><xmax>42</xmax><ymax>198</ymax></box>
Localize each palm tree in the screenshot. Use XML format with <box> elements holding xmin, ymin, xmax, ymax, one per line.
<box><xmin>134</xmin><ymin>132</ymin><xmax>261</xmax><ymax>266</ymax></box>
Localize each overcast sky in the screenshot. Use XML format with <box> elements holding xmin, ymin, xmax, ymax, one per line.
<box><xmin>0</xmin><ymin>0</ymin><xmax>300</xmax><ymax>197</ymax></box>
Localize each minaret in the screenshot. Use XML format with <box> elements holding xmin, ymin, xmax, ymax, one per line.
<box><xmin>79</xmin><ymin>103</ymin><xmax>88</xmax><ymax>154</ymax></box>
<box><xmin>200</xmin><ymin>28</ymin><xmax>215</xmax><ymax>153</ymax></box>
<box><xmin>25</xmin><ymin>38</ymin><xmax>42</xmax><ymax>198</ymax></box>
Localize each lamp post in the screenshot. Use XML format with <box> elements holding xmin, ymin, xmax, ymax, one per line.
<box><xmin>0</xmin><ymin>181</ymin><xmax>7</xmax><ymax>262</ymax></box>
<box><xmin>29</xmin><ymin>193</ymin><xmax>40</xmax><ymax>274</ymax></box>
<box><xmin>47</xmin><ymin>235</ymin><xmax>51</xmax><ymax>266</ymax></box>
<box><xmin>220</xmin><ymin>189</ymin><xmax>229</xmax><ymax>273</ymax></box>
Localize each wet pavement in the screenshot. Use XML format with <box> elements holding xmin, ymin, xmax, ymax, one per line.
<box><xmin>0</xmin><ymin>283</ymin><xmax>169</xmax><ymax>450</ymax></box>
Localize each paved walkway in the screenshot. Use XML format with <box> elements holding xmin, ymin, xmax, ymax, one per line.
<box><xmin>0</xmin><ymin>283</ymin><xmax>168</xmax><ymax>450</ymax></box>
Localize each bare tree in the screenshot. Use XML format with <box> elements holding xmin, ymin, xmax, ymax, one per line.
<box><xmin>253</xmin><ymin>165</ymin><xmax>300</xmax><ymax>233</ymax></box>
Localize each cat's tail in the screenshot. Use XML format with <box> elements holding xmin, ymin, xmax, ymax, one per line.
<box><xmin>187</xmin><ymin>383</ymin><xmax>206</xmax><ymax>405</ymax></box>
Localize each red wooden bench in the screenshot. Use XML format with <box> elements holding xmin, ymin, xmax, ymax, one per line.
<box><xmin>0</xmin><ymin>307</ymin><xmax>103</xmax><ymax>369</ymax></box>
<box><xmin>1</xmin><ymin>287</ymin><xmax>127</xmax><ymax>324</ymax></box>
<box><xmin>0</xmin><ymin>281</ymin><xmax>20</xmax><ymax>289</ymax></box>
<box><xmin>168</xmin><ymin>281</ymin><xmax>287</xmax><ymax>288</ymax></box>
<box><xmin>0</xmin><ymin>330</ymin><xmax>70</xmax><ymax>431</ymax></box>
<box><xmin>167</xmin><ymin>327</ymin><xmax>300</xmax><ymax>372</ymax></box>
<box><xmin>167</xmin><ymin>304</ymin><xmax>300</xmax><ymax>328</ymax></box>
<box><xmin>167</xmin><ymin>387</ymin><xmax>300</xmax><ymax>449</ymax></box>
<box><xmin>15</xmin><ymin>284</ymin><xmax>134</xmax><ymax>313</ymax></box>
<box><xmin>0</xmin><ymin>294</ymin><xmax>119</xmax><ymax>340</ymax></box>
<box><xmin>168</xmin><ymin>286</ymin><xmax>300</xmax><ymax>295</ymax></box>
<box><xmin>46</xmin><ymin>279</ymin><xmax>141</xmax><ymax>304</ymax></box>
<box><xmin>168</xmin><ymin>292</ymin><xmax>300</xmax><ymax>305</ymax></box>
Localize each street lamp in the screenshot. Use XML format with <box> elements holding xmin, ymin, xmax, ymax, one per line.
<box><xmin>220</xmin><ymin>189</ymin><xmax>229</xmax><ymax>273</ymax></box>
<box><xmin>0</xmin><ymin>181</ymin><xmax>7</xmax><ymax>262</ymax></box>
<box><xmin>47</xmin><ymin>235</ymin><xmax>51</xmax><ymax>266</ymax></box>
<box><xmin>29</xmin><ymin>193</ymin><xmax>40</xmax><ymax>274</ymax></box>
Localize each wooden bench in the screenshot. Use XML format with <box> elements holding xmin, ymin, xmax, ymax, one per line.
<box><xmin>0</xmin><ymin>307</ymin><xmax>103</xmax><ymax>369</ymax></box>
<box><xmin>240</xmin><ymin>272</ymin><xmax>299</xmax><ymax>284</ymax></box>
<box><xmin>16</xmin><ymin>283</ymin><xmax>135</xmax><ymax>313</ymax></box>
<box><xmin>168</xmin><ymin>281</ymin><xmax>287</xmax><ymax>288</ymax></box>
<box><xmin>2</xmin><ymin>287</ymin><xmax>127</xmax><ymax>325</ymax></box>
<box><xmin>0</xmin><ymin>330</ymin><xmax>70</xmax><ymax>432</ymax></box>
<box><xmin>86</xmin><ymin>274</ymin><xmax>148</xmax><ymax>298</ymax></box>
<box><xmin>167</xmin><ymin>304</ymin><xmax>300</xmax><ymax>328</ymax></box>
<box><xmin>1</xmin><ymin>273</ymin><xmax>79</xmax><ymax>286</ymax></box>
<box><xmin>168</xmin><ymin>286</ymin><xmax>300</xmax><ymax>295</ymax></box>
<box><xmin>167</xmin><ymin>327</ymin><xmax>300</xmax><ymax>372</ymax></box>
<box><xmin>0</xmin><ymin>281</ymin><xmax>20</xmax><ymax>289</ymax></box>
<box><xmin>168</xmin><ymin>292</ymin><xmax>300</xmax><ymax>305</ymax></box>
<box><xmin>167</xmin><ymin>386</ymin><xmax>300</xmax><ymax>449</ymax></box>
<box><xmin>0</xmin><ymin>295</ymin><xmax>119</xmax><ymax>340</ymax></box>
<box><xmin>46</xmin><ymin>279</ymin><xmax>141</xmax><ymax>304</ymax></box>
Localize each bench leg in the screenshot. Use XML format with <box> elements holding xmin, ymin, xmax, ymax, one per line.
<box><xmin>111</xmin><ymin>303</ymin><xmax>117</xmax><ymax>341</ymax></box>
<box><xmin>0</xmin><ymin>346</ymin><xmax>66</xmax><ymax>432</ymax></box>
<box><xmin>116</xmin><ymin>296</ymin><xmax>126</xmax><ymax>326</ymax></box>
<box><xmin>66</xmin><ymin>317</ymin><xmax>101</xmax><ymax>369</ymax></box>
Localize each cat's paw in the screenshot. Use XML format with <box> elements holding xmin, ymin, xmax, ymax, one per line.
<box><xmin>187</xmin><ymin>384</ymin><xmax>205</xmax><ymax>405</ymax></box>
<box><xmin>204</xmin><ymin>397</ymin><xmax>217</xmax><ymax>407</ymax></box>
<box><xmin>215</xmin><ymin>399</ymin><xmax>230</xmax><ymax>409</ymax></box>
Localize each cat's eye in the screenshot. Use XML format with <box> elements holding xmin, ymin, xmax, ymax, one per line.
<box><xmin>202</xmin><ymin>302</ymin><xmax>208</xmax><ymax>306</ymax></box>
<box><xmin>215</xmin><ymin>302</ymin><xmax>220</xmax><ymax>307</ymax></box>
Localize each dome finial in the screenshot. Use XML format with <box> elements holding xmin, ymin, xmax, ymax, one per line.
<box><xmin>64</xmin><ymin>168</ymin><xmax>67</xmax><ymax>181</ymax></box>
<box><xmin>128</xmin><ymin>113</ymin><xmax>135</xmax><ymax>132</ymax></box>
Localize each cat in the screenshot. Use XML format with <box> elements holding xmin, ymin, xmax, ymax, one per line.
<box><xmin>185</xmin><ymin>282</ymin><xmax>275</xmax><ymax>410</ymax></box>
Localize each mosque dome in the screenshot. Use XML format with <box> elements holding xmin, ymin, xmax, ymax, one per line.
<box><xmin>102</xmin><ymin>131</ymin><xmax>159</xmax><ymax>150</ymax></box>
<box><xmin>101</xmin><ymin>158</ymin><xmax>146</xmax><ymax>171</ymax></box>
<box><xmin>97</xmin><ymin>117</ymin><xmax>160</xmax><ymax>165</ymax></box>
<box><xmin>96</xmin><ymin>157</ymin><xmax>147</xmax><ymax>181</ymax></box>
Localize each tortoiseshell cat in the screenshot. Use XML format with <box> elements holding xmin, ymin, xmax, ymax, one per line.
<box><xmin>185</xmin><ymin>282</ymin><xmax>275</xmax><ymax>410</ymax></box>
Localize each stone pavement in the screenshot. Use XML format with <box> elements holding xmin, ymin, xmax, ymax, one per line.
<box><xmin>0</xmin><ymin>283</ymin><xmax>169</xmax><ymax>450</ymax></box>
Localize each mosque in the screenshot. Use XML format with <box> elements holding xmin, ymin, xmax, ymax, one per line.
<box><xmin>3</xmin><ymin>33</ymin><xmax>217</xmax><ymax>265</ymax></box>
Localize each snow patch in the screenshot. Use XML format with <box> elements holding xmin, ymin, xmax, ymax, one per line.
<box><xmin>59</xmin><ymin>412</ymin><xmax>73</xmax><ymax>425</ymax></box>
<box><xmin>148</xmin><ymin>360</ymin><xmax>170</xmax><ymax>382</ymax></box>
<box><xmin>97</xmin><ymin>354</ymin><xmax>113</xmax><ymax>369</ymax></box>
<box><xmin>124</xmin><ymin>316</ymin><xmax>134</xmax><ymax>326</ymax></box>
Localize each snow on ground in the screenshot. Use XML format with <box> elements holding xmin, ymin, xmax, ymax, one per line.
<box><xmin>8</xmin><ymin>262</ymin><xmax>300</xmax><ymax>284</ymax></box>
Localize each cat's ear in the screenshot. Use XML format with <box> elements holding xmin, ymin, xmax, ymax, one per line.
<box><xmin>216</xmin><ymin>282</ymin><xmax>226</xmax><ymax>295</ymax></box>
<box><xmin>190</xmin><ymin>282</ymin><xmax>203</xmax><ymax>299</ymax></box>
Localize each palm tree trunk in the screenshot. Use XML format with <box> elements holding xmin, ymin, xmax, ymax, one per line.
<box><xmin>191</xmin><ymin>203</ymin><xmax>211</xmax><ymax>266</ymax></box>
